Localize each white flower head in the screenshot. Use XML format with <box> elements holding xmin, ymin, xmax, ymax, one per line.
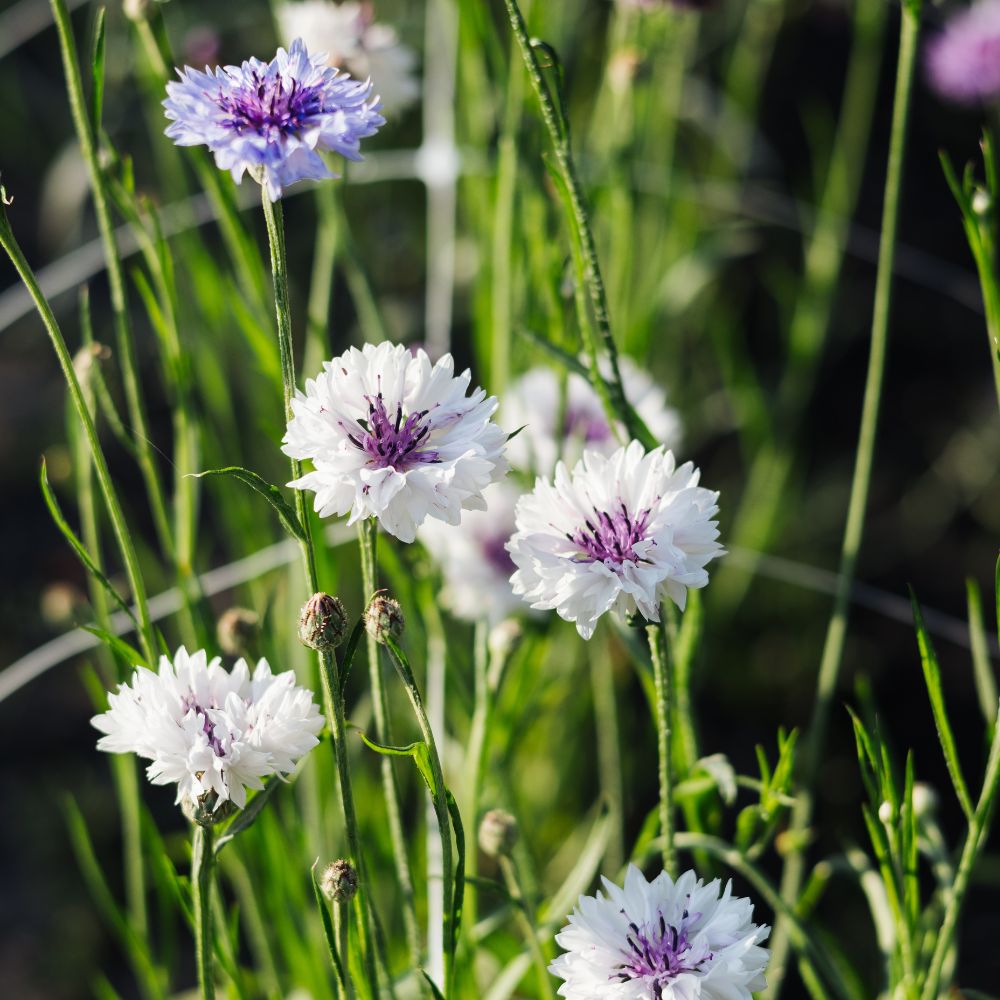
<box><xmin>508</xmin><ymin>441</ymin><xmax>723</xmax><ymax>639</ymax></box>
<box><xmin>91</xmin><ymin>647</ymin><xmax>324</xmax><ymax>810</ymax></box>
<box><xmin>283</xmin><ymin>342</ymin><xmax>509</xmax><ymax>543</ymax></box>
<box><xmin>550</xmin><ymin>865</ymin><xmax>770</xmax><ymax>999</ymax></box>
<box><xmin>418</xmin><ymin>480</ymin><xmax>529</xmax><ymax>625</ymax></box>
<box><xmin>502</xmin><ymin>358</ymin><xmax>682</xmax><ymax>477</ymax></box>
<box><xmin>276</xmin><ymin>1</ymin><xmax>420</xmax><ymax>114</ymax></box>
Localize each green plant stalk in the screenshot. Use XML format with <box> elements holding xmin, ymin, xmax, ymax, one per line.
<box><xmin>590</xmin><ymin>639</ymin><xmax>625</xmax><ymax>873</ymax></box>
<box><xmin>383</xmin><ymin>636</ymin><xmax>455</xmax><ymax>996</ymax></box>
<box><xmin>501</xmin><ymin>0</ymin><xmax>653</xmax><ymax>450</ymax></box>
<box><xmin>357</xmin><ymin>518</ymin><xmax>423</xmax><ymax>968</ymax></box>
<box><xmin>647</xmin><ymin>620</ymin><xmax>676</xmax><ymax>878</ymax></box>
<box><xmin>50</xmin><ymin>0</ymin><xmax>175</xmax><ymax>562</ymax></box>
<box><xmin>498</xmin><ymin>855</ymin><xmax>554</xmax><ymax>1000</ymax></box>
<box><xmin>921</xmin><ymin>702</ymin><xmax>1000</xmax><ymax>999</ymax></box>
<box><xmin>260</xmin><ymin>189</ymin><xmax>380</xmax><ymax>998</ymax></box>
<box><xmin>304</xmin><ymin>184</ymin><xmax>340</xmax><ymax>378</ymax></box>
<box><xmin>192</xmin><ymin>824</ymin><xmax>216</xmax><ymax>1000</ymax></box>
<box><xmin>334</xmin><ymin>900</ymin><xmax>353</xmax><ymax>1000</ymax></box>
<box><xmin>768</xmin><ymin>3</ymin><xmax>923</xmax><ymax>992</ymax></box>
<box><xmin>462</xmin><ymin>621</ymin><xmax>491</xmax><ymax>932</ymax></box>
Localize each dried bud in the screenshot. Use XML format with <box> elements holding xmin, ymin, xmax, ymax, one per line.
<box><xmin>478</xmin><ymin>809</ymin><xmax>519</xmax><ymax>858</ymax></box>
<box><xmin>299</xmin><ymin>593</ymin><xmax>349</xmax><ymax>651</ymax></box>
<box><xmin>365</xmin><ymin>592</ymin><xmax>404</xmax><ymax>645</ymax></box>
<box><xmin>321</xmin><ymin>859</ymin><xmax>358</xmax><ymax>902</ymax></box>
<box><xmin>216</xmin><ymin>607</ymin><xmax>260</xmax><ymax>657</ymax></box>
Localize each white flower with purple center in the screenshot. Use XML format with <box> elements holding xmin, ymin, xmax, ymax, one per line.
<box><xmin>502</xmin><ymin>358</ymin><xmax>681</xmax><ymax>477</ymax></box>
<box><xmin>550</xmin><ymin>866</ymin><xmax>769</xmax><ymax>1000</ymax></box>
<box><xmin>417</xmin><ymin>481</ymin><xmax>528</xmax><ymax>624</ymax></box>
<box><xmin>276</xmin><ymin>1</ymin><xmax>420</xmax><ymax>114</ymax></box>
<box><xmin>925</xmin><ymin>1</ymin><xmax>1000</xmax><ymax>105</ymax></box>
<box><xmin>507</xmin><ymin>441</ymin><xmax>722</xmax><ymax>639</ymax></box>
<box><xmin>91</xmin><ymin>647</ymin><xmax>324</xmax><ymax>811</ymax></box>
<box><xmin>282</xmin><ymin>342</ymin><xmax>509</xmax><ymax>543</ymax></box>
<box><xmin>163</xmin><ymin>38</ymin><xmax>384</xmax><ymax>201</ymax></box>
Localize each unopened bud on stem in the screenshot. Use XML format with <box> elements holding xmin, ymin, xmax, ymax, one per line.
<box><xmin>321</xmin><ymin>859</ymin><xmax>358</xmax><ymax>903</ymax></box>
<box><xmin>365</xmin><ymin>591</ymin><xmax>404</xmax><ymax>645</ymax></box>
<box><xmin>299</xmin><ymin>593</ymin><xmax>348</xmax><ymax>651</ymax></box>
<box><xmin>478</xmin><ymin>808</ymin><xmax>519</xmax><ymax>858</ymax></box>
<box><xmin>217</xmin><ymin>606</ymin><xmax>260</xmax><ymax>657</ymax></box>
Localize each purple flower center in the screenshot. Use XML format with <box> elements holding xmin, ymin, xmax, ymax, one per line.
<box><xmin>216</xmin><ymin>68</ymin><xmax>325</xmax><ymax>139</ymax></box>
<box><xmin>571</xmin><ymin>501</ymin><xmax>651</xmax><ymax>565</ymax></box>
<box><xmin>483</xmin><ymin>533</ymin><xmax>516</xmax><ymax>578</ymax></box>
<box><xmin>612</xmin><ymin>910</ymin><xmax>711</xmax><ymax>992</ymax></box>
<box><xmin>345</xmin><ymin>391</ymin><xmax>440</xmax><ymax>470</ymax></box>
<box><xmin>563</xmin><ymin>405</ymin><xmax>612</xmax><ymax>444</ymax></box>
<box><xmin>182</xmin><ymin>694</ymin><xmax>226</xmax><ymax>757</ymax></box>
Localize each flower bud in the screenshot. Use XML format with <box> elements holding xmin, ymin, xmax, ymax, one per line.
<box><xmin>123</xmin><ymin>0</ymin><xmax>152</xmax><ymax>23</ymax></box>
<box><xmin>365</xmin><ymin>592</ymin><xmax>404</xmax><ymax>645</ymax></box>
<box><xmin>321</xmin><ymin>859</ymin><xmax>358</xmax><ymax>903</ymax></box>
<box><xmin>478</xmin><ymin>808</ymin><xmax>519</xmax><ymax>858</ymax></box>
<box><xmin>488</xmin><ymin>619</ymin><xmax>522</xmax><ymax>663</ymax></box>
<box><xmin>972</xmin><ymin>187</ymin><xmax>992</xmax><ymax>217</ymax></box>
<box><xmin>878</xmin><ymin>800</ymin><xmax>894</xmax><ymax>825</ymax></box>
<box><xmin>912</xmin><ymin>782</ymin><xmax>938</xmax><ymax>820</ymax></box>
<box><xmin>182</xmin><ymin>792</ymin><xmax>236</xmax><ymax>828</ymax></box>
<box><xmin>216</xmin><ymin>606</ymin><xmax>260</xmax><ymax>657</ymax></box>
<box><xmin>299</xmin><ymin>593</ymin><xmax>349</xmax><ymax>651</ymax></box>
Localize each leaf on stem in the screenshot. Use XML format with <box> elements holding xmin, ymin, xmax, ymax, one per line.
<box><xmin>357</xmin><ymin>731</ymin><xmax>436</xmax><ymax>794</ymax></box>
<box><xmin>191</xmin><ymin>466</ymin><xmax>306</xmax><ymax>542</ymax></box>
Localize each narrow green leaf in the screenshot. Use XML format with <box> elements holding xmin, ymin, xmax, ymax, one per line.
<box><xmin>310</xmin><ymin>861</ymin><xmax>348</xmax><ymax>992</ymax></box>
<box><xmin>357</xmin><ymin>731</ymin><xmax>436</xmax><ymax>794</ymax></box>
<box><xmin>446</xmin><ymin>790</ymin><xmax>466</xmax><ymax>963</ymax></box>
<box><xmin>966</xmin><ymin>577</ymin><xmax>998</xmax><ymax>736</ymax></box>
<box><xmin>81</xmin><ymin>626</ymin><xmax>146</xmax><ymax>672</ymax></box>
<box><xmin>910</xmin><ymin>590</ymin><xmax>976</xmax><ymax>821</ymax></box>
<box><xmin>542</xmin><ymin>806</ymin><xmax>611</xmax><ymax>924</ymax></box>
<box><xmin>420</xmin><ymin>971</ymin><xmax>447</xmax><ymax>1000</ymax></box>
<box><xmin>337</xmin><ymin>616</ymin><xmax>367</xmax><ymax>698</ymax></box>
<box><xmin>214</xmin><ymin>779</ymin><xmax>282</xmax><ymax>855</ymax></box>
<box><xmin>191</xmin><ymin>466</ymin><xmax>305</xmax><ymax>542</ymax></box>
<box><xmin>89</xmin><ymin>7</ymin><xmax>106</xmax><ymax>132</ymax></box>
<box><xmin>40</xmin><ymin>459</ymin><xmax>138</xmax><ymax>628</ymax></box>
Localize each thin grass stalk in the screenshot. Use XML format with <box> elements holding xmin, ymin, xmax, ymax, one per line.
<box><xmin>462</xmin><ymin>620</ymin><xmax>491</xmax><ymax>932</ymax></box>
<box><xmin>50</xmin><ymin>0</ymin><xmax>175</xmax><ymax>562</ymax></box>
<box><xmin>498</xmin><ymin>855</ymin><xmax>554</xmax><ymax>1000</ymax></box>
<box><xmin>768</xmin><ymin>3</ymin><xmax>924</xmax><ymax>992</ymax></box>
<box><xmin>383</xmin><ymin>636</ymin><xmax>455</xmax><ymax>996</ymax></box>
<box><xmin>647</xmin><ymin>619</ymin><xmax>676</xmax><ymax>878</ymax></box>
<box><xmin>259</xmin><ymin>188</ymin><xmax>380</xmax><ymax>998</ymax></box>
<box><xmin>501</xmin><ymin>0</ymin><xmax>653</xmax><ymax>449</ymax></box>
<box><xmin>590</xmin><ymin>639</ymin><xmax>624</xmax><ymax>873</ymax></box>
<box><xmin>304</xmin><ymin>184</ymin><xmax>340</xmax><ymax>377</ymax></box>
<box><xmin>357</xmin><ymin>519</ymin><xmax>423</xmax><ymax>968</ymax></box>
<box><xmin>334</xmin><ymin>900</ymin><xmax>353</xmax><ymax>1000</ymax></box>
<box><xmin>192</xmin><ymin>823</ymin><xmax>216</xmax><ymax>1000</ymax></box>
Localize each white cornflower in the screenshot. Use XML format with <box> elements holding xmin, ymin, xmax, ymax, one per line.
<box><xmin>550</xmin><ymin>865</ymin><xmax>770</xmax><ymax>1000</ymax></box>
<box><xmin>508</xmin><ymin>441</ymin><xmax>722</xmax><ymax>639</ymax></box>
<box><xmin>283</xmin><ymin>342</ymin><xmax>508</xmax><ymax>543</ymax></box>
<box><xmin>276</xmin><ymin>1</ymin><xmax>420</xmax><ymax>114</ymax></box>
<box><xmin>91</xmin><ymin>647</ymin><xmax>324</xmax><ymax>811</ymax></box>
<box><xmin>502</xmin><ymin>358</ymin><xmax>682</xmax><ymax>477</ymax></box>
<box><xmin>417</xmin><ymin>481</ymin><xmax>527</xmax><ymax>624</ymax></box>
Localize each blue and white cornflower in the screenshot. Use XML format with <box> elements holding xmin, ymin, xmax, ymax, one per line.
<box><xmin>163</xmin><ymin>38</ymin><xmax>385</xmax><ymax>201</ymax></box>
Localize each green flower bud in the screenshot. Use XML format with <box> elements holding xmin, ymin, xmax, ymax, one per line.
<box><xmin>299</xmin><ymin>593</ymin><xmax>349</xmax><ymax>651</ymax></box>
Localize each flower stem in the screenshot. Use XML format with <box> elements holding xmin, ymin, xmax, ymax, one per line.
<box><xmin>499</xmin><ymin>855</ymin><xmax>554</xmax><ymax>1000</ymax></box>
<box><xmin>192</xmin><ymin>823</ymin><xmax>216</xmax><ymax>1000</ymax></box>
<box><xmin>259</xmin><ymin>188</ymin><xmax>380</xmax><ymax>998</ymax></box>
<box><xmin>357</xmin><ymin>519</ymin><xmax>423</xmax><ymax>968</ymax></box>
<box><xmin>768</xmin><ymin>2</ymin><xmax>923</xmax><ymax>992</ymax></box>
<box><xmin>500</xmin><ymin>0</ymin><xmax>654</xmax><ymax>450</ymax></box>
<box><xmin>647</xmin><ymin>619</ymin><xmax>676</xmax><ymax>879</ymax></box>
<box><xmin>383</xmin><ymin>636</ymin><xmax>455</xmax><ymax>997</ymax></box>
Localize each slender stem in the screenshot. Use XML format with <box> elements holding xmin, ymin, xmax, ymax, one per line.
<box><xmin>260</xmin><ymin>188</ymin><xmax>380</xmax><ymax>999</ymax></box>
<box><xmin>499</xmin><ymin>855</ymin><xmax>554</xmax><ymax>1000</ymax></box>
<box><xmin>357</xmin><ymin>518</ymin><xmax>423</xmax><ymax>968</ymax></box>
<box><xmin>334</xmin><ymin>898</ymin><xmax>354</xmax><ymax>1000</ymax></box>
<box><xmin>192</xmin><ymin>823</ymin><xmax>216</xmax><ymax>1000</ymax></box>
<box><xmin>463</xmin><ymin>621</ymin><xmax>491</xmax><ymax>931</ymax></box>
<box><xmin>769</xmin><ymin>3</ymin><xmax>923</xmax><ymax>992</ymax></box>
<box><xmin>384</xmin><ymin>636</ymin><xmax>454</xmax><ymax>997</ymax></box>
<box><xmin>647</xmin><ymin>620</ymin><xmax>676</xmax><ymax>878</ymax></box>
<box><xmin>501</xmin><ymin>0</ymin><xmax>653</xmax><ymax>450</ymax></box>
<box><xmin>590</xmin><ymin>639</ymin><xmax>624</xmax><ymax>873</ymax></box>
<box><xmin>50</xmin><ymin>0</ymin><xmax>175</xmax><ymax>562</ymax></box>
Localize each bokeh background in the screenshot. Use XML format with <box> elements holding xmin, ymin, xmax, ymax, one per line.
<box><xmin>1</xmin><ymin>0</ymin><xmax>998</xmax><ymax>995</ymax></box>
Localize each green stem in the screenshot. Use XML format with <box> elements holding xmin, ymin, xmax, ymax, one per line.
<box><xmin>50</xmin><ymin>0</ymin><xmax>175</xmax><ymax>562</ymax></box>
<box><xmin>357</xmin><ymin>519</ymin><xmax>423</xmax><ymax>969</ymax></box>
<box><xmin>647</xmin><ymin>620</ymin><xmax>676</xmax><ymax>878</ymax></box>
<box><xmin>921</xmin><ymin>701</ymin><xmax>1000</xmax><ymax>999</ymax></box>
<box><xmin>384</xmin><ymin>636</ymin><xmax>455</xmax><ymax>997</ymax></box>
<box><xmin>260</xmin><ymin>188</ymin><xmax>380</xmax><ymax>999</ymax></box>
<box><xmin>768</xmin><ymin>3</ymin><xmax>923</xmax><ymax>993</ymax></box>
<box><xmin>463</xmin><ymin>621</ymin><xmax>491</xmax><ymax>931</ymax></box>
<box><xmin>192</xmin><ymin>823</ymin><xmax>216</xmax><ymax>1000</ymax></box>
<box><xmin>590</xmin><ymin>639</ymin><xmax>624</xmax><ymax>873</ymax></box>
<box><xmin>334</xmin><ymin>900</ymin><xmax>353</xmax><ymax>1000</ymax></box>
<box><xmin>501</xmin><ymin>0</ymin><xmax>653</xmax><ymax>450</ymax></box>
<box><xmin>498</xmin><ymin>855</ymin><xmax>554</xmax><ymax>1000</ymax></box>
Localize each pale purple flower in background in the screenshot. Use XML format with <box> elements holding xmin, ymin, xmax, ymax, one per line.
<box><xmin>502</xmin><ymin>358</ymin><xmax>682</xmax><ymax>478</ymax></box>
<box><xmin>550</xmin><ymin>865</ymin><xmax>769</xmax><ymax>999</ymax></box>
<box><xmin>508</xmin><ymin>441</ymin><xmax>722</xmax><ymax>639</ymax></box>
<box><xmin>91</xmin><ymin>647</ymin><xmax>324</xmax><ymax>811</ymax></box>
<box><xmin>283</xmin><ymin>342</ymin><xmax>508</xmax><ymax>543</ymax></box>
<box><xmin>926</xmin><ymin>1</ymin><xmax>1000</xmax><ymax>104</ymax></box>
<box><xmin>418</xmin><ymin>481</ymin><xmax>529</xmax><ymax>624</ymax></box>
<box><xmin>163</xmin><ymin>39</ymin><xmax>384</xmax><ymax>201</ymax></box>
<box><xmin>616</xmin><ymin>0</ymin><xmax>713</xmax><ymax>10</ymax></box>
<box><xmin>276</xmin><ymin>1</ymin><xmax>420</xmax><ymax>114</ymax></box>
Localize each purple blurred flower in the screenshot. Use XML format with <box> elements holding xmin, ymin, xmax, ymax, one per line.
<box><xmin>926</xmin><ymin>1</ymin><xmax>1000</xmax><ymax>104</ymax></box>
<box><xmin>616</xmin><ymin>0</ymin><xmax>713</xmax><ymax>9</ymax></box>
<box><xmin>163</xmin><ymin>39</ymin><xmax>384</xmax><ymax>201</ymax></box>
